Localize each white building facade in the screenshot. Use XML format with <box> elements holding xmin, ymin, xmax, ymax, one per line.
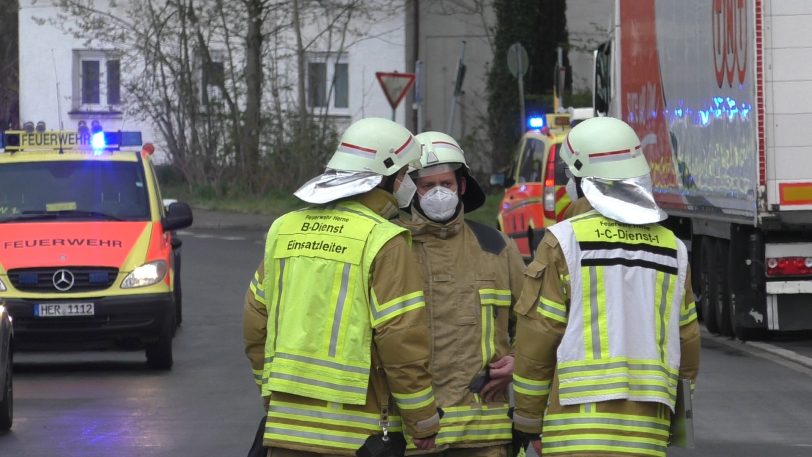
<box><xmin>18</xmin><ymin>1</ymin><xmax>410</xmax><ymax>161</ymax></box>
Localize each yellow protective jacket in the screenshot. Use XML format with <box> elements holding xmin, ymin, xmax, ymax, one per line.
<box><xmin>397</xmin><ymin>208</ymin><xmax>525</xmax><ymax>451</ymax></box>
<box><xmin>244</xmin><ymin>189</ymin><xmax>440</xmax><ymax>455</ymax></box>
<box><xmin>512</xmin><ymin>199</ymin><xmax>700</xmax><ymax>457</ymax></box>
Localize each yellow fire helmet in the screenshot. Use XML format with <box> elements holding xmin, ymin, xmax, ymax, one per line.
<box><xmin>411</xmin><ymin>131</ymin><xmax>486</xmax><ymax>212</ymax></box>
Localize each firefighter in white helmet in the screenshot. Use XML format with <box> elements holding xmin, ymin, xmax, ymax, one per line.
<box><xmin>397</xmin><ymin>131</ymin><xmax>525</xmax><ymax>456</ymax></box>
<box><xmin>243</xmin><ymin>118</ymin><xmax>441</xmax><ymax>456</ymax></box>
<box><xmin>511</xmin><ymin>117</ymin><xmax>701</xmax><ymax>456</ymax></box>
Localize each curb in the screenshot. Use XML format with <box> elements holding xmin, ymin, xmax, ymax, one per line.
<box><xmin>701</xmin><ymin>328</ymin><xmax>812</xmax><ymax>371</ymax></box>
<box><xmin>188</xmin><ymin>207</ymin><xmax>276</xmax><ymax>231</ymax></box>
<box><xmin>744</xmin><ymin>340</ymin><xmax>812</xmax><ymax>369</ymax></box>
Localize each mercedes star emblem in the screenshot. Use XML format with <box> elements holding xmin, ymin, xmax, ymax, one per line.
<box><xmin>52</xmin><ymin>269</ymin><xmax>75</xmax><ymax>291</ymax></box>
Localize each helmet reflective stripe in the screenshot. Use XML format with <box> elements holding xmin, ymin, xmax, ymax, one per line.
<box><xmin>424</xmin><ymin>141</ymin><xmax>460</xmax><ymax>166</ymax></box>
<box><xmin>586</xmin><ymin>144</ymin><xmax>642</xmax><ymax>163</ymax></box>
<box><xmin>414</xmin><ymin>131</ymin><xmax>468</xmax><ymax>169</ymax></box>
<box><xmin>393</xmin><ymin>136</ymin><xmax>416</xmax><ymax>156</ymax></box>
<box><xmin>432</xmin><ymin>141</ymin><xmax>463</xmax><ymax>152</ymax></box>
<box><xmin>560</xmin><ymin>117</ymin><xmax>650</xmax><ymax>180</ymax></box>
<box><xmin>326</xmin><ymin>117</ymin><xmax>421</xmax><ymax>176</ymax></box>
<box><xmin>337</xmin><ymin>142</ymin><xmax>376</xmax><ymax>158</ymax></box>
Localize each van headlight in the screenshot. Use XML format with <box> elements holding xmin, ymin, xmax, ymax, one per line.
<box><xmin>0</xmin><ymin>277</ymin><xmax>6</xmax><ymax>292</ymax></box>
<box><xmin>121</xmin><ymin>260</ymin><xmax>167</xmax><ymax>289</ymax></box>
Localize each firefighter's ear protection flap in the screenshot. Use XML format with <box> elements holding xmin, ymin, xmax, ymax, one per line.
<box><xmin>514</xmin><ymin>261</ymin><xmax>546</xmax><ymax>316</ymax></box>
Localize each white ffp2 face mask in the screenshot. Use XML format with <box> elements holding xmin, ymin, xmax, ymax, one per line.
<box><xmin>565</xmin><ymin>177</ymin><xmax>579</xmax><ymax>201</ymax></box>
<box><xmin>419</xmin><ymin>186</ymin><xmax>459</xmax><ymax>222</ymax></box>
<box><xmin>394</xmin><ymin>174</ymin><xmax>417</xmax><ymax>208</ymax></box>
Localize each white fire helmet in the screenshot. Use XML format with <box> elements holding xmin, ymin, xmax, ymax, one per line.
<box><xmin>327</xmin><ymin>118</ymin><xmax>422</xmax><ymax>175</ymax></box>
<box><xmin>410</xmin><ymin>131</ymin><xmax>486</xmax><ymax>212</ymax></box>
<box><xmin>295</xmin><ymin>118</ymin><xmax>422</xmax><ymax>204</ymax></box>
<box><xmin>559</xmin><ymin>116</ymin><xmax>649</xmax><ymax>179</ymax></box>
<box><xmin>559</xmin><ymin>117</ymin><xmax>666</xmax><ymax>224</ymax></box>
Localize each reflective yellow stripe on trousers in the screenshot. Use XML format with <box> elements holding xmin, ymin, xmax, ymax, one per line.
<box><xmin>542</xmin><ymin>411</ymin><xmax>670</xmax><ymax>457</ymax></box>
<box><xmin>403</xmin><ymin>405</ymin><xmax>511</xmax><ymax>447</ymax></box>
<box><xmin>265</xmin><ymin>400</ymin><xmax>402</xmax><ymax>450</ymax></box>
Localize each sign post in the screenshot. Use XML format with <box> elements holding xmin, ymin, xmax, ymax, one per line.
<box><xmin>376</xmin><ymin>72</ymin><xmax>416</xmax><ymax>122</ymax></box>
<box><xmin>446</xmin><ymin>41</ymin><xmax>467</xmax><ymax>134</ymax></box>
<box><xmin>507</xmin><ymin>42</ymin><xmax>529</xmax><ymax>133</ymax></box>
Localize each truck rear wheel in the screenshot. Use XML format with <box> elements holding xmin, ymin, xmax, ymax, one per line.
<box><xmin>714</xmin><ymin>240</ymin><xmax>734</xmax><ymax>337</ymax></box>
<box><xmin>699</xmin><ymin>236</ymin><xmax>720</xmax><ymax>333</ymax></box>
<box><xmin>728</xmin><ymin>227</ymin><xmax>768</xmax><ymax>341</ymax></box>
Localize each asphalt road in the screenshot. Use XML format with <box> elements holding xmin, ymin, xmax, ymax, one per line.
<box><xmin>2</xmin><ymin>216</ymin><xmax>812</xmax><ymax>456</ymax></box>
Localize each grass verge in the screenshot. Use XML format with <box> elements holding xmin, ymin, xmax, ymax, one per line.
<box><xmin>159</xmin><ymin>177</ymin><xmax>502</xmax><ymax>228</ymax></box>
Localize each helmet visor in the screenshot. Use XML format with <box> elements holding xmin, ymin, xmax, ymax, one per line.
<box><xmin>294</xmin><ymin>169</ymin><xmax>383</xmax><ymax>204</ymax></box>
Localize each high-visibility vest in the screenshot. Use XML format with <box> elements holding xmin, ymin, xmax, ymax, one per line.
<box><xmin>262</xmin><ymin>200</ymin><xmax>412</xmax><ymax>405</ymax></box>
<box><xmin>547</xmin><ymin>210</ymin><xmax>688</xmax><ymax>410</ymax></box>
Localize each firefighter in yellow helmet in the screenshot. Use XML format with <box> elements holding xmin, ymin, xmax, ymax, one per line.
<box><xmin>397</xmin><ymin>131</ymin><xmax>526</xmax><ymax>456</ymax></box>
<box><xmin>243</xmin><ymin>118</ymin><xmax>441</xmax><ymax>456</ymax></box>
<box><xmin>511</xmin><ymin>117</ymin><xmax>700</xmax><ymax>456</ymax></box>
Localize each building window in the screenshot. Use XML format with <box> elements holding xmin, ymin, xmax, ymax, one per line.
<box><xmin>107</xmin><ymin>60</ymin><xmax>121</xmax><ymax>104</ymax></box>
<box><xmin>307</xmin><ymin>53</ymin><xmax>349</xmax><ymax>112</ymax></box>
<box><xmin>200</xmin><ymin>50</ymin><xmax>225</xmax><ymax>106</ymax></box>
<box><xmin>73</xmin><ymin>50</ymin><xmax>122</xmax><ymax>111</ymax></box>
<box><xmin>308</xmin><ymin>61</ymin><xmax>327</xmax><ymax>108</ymax></box>
<box><xmin>81</xmin><ymin>60</ymin><xmax>100</xmax><ymax>104</ymax></box>
<box><xmin>334</xmin><ymin>63</ymin><xmax>348</xmax><ymax>108</ymax></box>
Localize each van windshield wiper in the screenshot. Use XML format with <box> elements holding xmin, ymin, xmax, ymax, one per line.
<box><xmin>47</xmin><ymin>209</ymin><xmax>125</xmax><ymax>221</ymax></box>
<box><xmin>0</xmin><ymin>212</ymin><xmax>59</xmax><ymax>223</ymax></box>
<box><xmin>0</xmin><ymin>209</ymin><xmax>123</xmax><ymax>222</ymax></box>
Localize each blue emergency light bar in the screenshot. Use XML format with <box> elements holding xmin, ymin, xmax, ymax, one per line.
<box><xmin>1</xmin><ymin>130</ymin><xmax>143</xmax><ymax>152</ymax></box>
<box><xmin>90</xmin><ymin>131</ymin><xmax>143</xmax><ymax>149</ymax></box>
<box><xmin>527</xmin><ymin>116</ymin><xmax>545</xmax><ymax>129</ymax></box>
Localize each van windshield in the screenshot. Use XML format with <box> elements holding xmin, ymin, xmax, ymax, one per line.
<box><xmin>0</xmin><ymin>160</ymin><xmax>150</xmax><ymax>222</ymax></box>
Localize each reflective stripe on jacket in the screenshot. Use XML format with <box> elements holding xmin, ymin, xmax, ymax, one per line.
<box><xmin>263</xmin><ymin>200</ymin><xmax>415</xmax><ymax>405</ymax></box>
<box><xmin>548</xmin><ymin>210</ymin><xmax>688</xmax><ymax>409</ymax></box>
<box><xmin>398</xmin><ymin>209</ymin><xmax>525</xmax><ymax>450</ymax></box>
<box><xmin>244</xmin><ymin>189</ymin><xmax>440</xmax><ymax>455</ymax></box>
<box><xmin>512</xmin><ymin>199</ymin><xmax>700</xmax><ymax>457</ymax></box>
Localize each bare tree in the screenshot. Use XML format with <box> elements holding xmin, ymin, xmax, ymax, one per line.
<box><xmin>43</xmin><ymin>0</ymin><xmax>404</xmax><ymax>193</ymax></box>
<box><xmin>0</xmin><ymin>0</ymin><xmax>19</xmax><ymax>129</ymax></box>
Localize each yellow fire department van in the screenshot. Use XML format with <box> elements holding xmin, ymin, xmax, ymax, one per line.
<box><xmin>0</xmin><ymin>130</ymin><xmax>192</xmax><ymax>369</ymax></box>
<box><xmin>493</xmin><ymin>113</ymin><xmax>573</xmax><ymax>259</ymax></box>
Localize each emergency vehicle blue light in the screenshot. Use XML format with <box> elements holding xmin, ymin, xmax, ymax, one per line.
<box><xmin>528</xmin><ymin>116</ymin><xmax>545</xmax><ymax>129</ymax></box>
<box><xmin>91</xmin><ymin>132</ymin><xmax>107</xmax><ymax>150</ymax></box>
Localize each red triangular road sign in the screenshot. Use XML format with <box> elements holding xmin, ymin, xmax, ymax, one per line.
<box><xmin>376</xmin><ymin>72</ymin><xmax>416</xmax><ymax>109</ymax></box>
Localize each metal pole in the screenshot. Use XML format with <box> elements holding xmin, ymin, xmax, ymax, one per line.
<box><xmin>416</xmin><ymin>60</ymin><xmax>424</xmax><ymax>133</ymax></box>
<box><xmin>518</xmin><ymin>75</ymin><xmax>525</xmax><ymax>134</ymax></box>
<box><xmin>513</xmin><ymin>43</ymin><xmax>527</xmax><ymax>134</ymax></box>
<box><xmin>446</xmin><ymin>41</ymin><xmax>466</xmax><ymax>134</ymax></box>
<box><xmin>555</xmin><ymin>46</ymin><xmax>564</xmax><ymax>112</ymax></box>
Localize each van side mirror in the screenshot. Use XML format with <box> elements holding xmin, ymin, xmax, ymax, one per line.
<box><xmin>162</xmin><ymin>198</ymin><xmax>178</xmax><ymax>211</ymax></box>
<box><xmin>163</xmin><ymin>201</ymin><xmax>193</xmax><ymax>231</ymax></box>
